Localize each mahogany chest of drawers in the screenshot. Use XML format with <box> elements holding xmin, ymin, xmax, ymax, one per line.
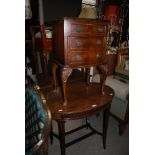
<box><xmin>52</xmin><ymin>18</ymin><xmax>109</xmax><ymax>105</ymax></box>
<box><xmin>52</xmin><ymin>17</ymin><xmax>109</xmax><ymax>68</ymax></box>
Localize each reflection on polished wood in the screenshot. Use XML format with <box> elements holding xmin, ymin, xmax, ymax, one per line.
<box><xmin>46</xmin><ymin>82</ymin><xmax>114</xmax><ymax>119</ymax></box>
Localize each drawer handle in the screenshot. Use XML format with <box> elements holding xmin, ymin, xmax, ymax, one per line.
<box><xmin>96</xmin><ymin>53</ymin><xmax>101</xmax><ymax>59</ymax></box>
<box><xmin>96</xmin><ymin>39</ymin><xmax>102</xmax><ymax>44</ymax></box>
<box><xmin>76</xmin><ymin>25</ymin><xmax>82</xmax><ymax>32</ymax></box>
<box><xmin>75</xmin><ymin>39</ymin><xmax>82</xmax><ymax>47</ymax></box>
<box><xmin>75</xmin><ymin>55</ymin><xmax>82</xmax><ymax>61</ymax></box>
<box><xmin>97</xmin><ymin>28</ymin><xmax>104</xmax><ymax>32</ymax></box>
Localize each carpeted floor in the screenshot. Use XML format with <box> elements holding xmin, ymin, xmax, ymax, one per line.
<box><xmin>48</xmin><ymin>115</ymin><xmax>129</xmax><ymax>155</ymax></box>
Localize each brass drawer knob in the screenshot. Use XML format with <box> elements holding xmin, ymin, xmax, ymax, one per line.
<box><xmin>97</xmin><ymin>27</ymin><xmax>104</xmax><ymax>32</ymax></box>
<box><xmin>75</xmin><ymin>55</ymin><xmax>82</xmax><ymax>61</ymax></box>
<box><xmin>76</xmin><ymin>25</ymin><xmax>82</xmax><ymax>32</ymax></box>
<box><xmin>96</xmin><ymin>53</ymin><xmax>101</xmax><ymax>59</ymax></box>
<box><xmin>75</xmin><ymin>39</ymin><xmax>82</xmax><ymax>47</ymax></box>
<box><xmin>96</xmin><ymin>39</ymin><xmax>102</xmax><ymax>44</ymax></box>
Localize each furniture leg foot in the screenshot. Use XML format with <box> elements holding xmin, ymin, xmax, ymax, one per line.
<box><xmin>61</xmin><ymin>68</ymin><xmax>72</xmax><ymax>106</ymax></box>
<box><xmin>102</xmin><ymin>104</ymin><xmax>111</xmax><ymax>149</ymax></box>
<box><xmin>119</xmin><ymin>122</ymin><xmax>127</xmax><ymax>136</ymax></box>
<box><xmin>96</xmin><ymin>64</ymin><xmax>108</xmax><ymax>95</ymax></box>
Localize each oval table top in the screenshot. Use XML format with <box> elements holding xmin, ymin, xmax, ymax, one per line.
<box><xmin>44</xmin><ymin>81</ymin><xmax>114</xmax><ymax>120</ymax></box>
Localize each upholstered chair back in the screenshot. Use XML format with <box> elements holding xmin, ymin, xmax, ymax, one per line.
<box><xmin>25</xmin><ymin>85</ymin><xmax>51</xmax><ymax>155</ymax></box>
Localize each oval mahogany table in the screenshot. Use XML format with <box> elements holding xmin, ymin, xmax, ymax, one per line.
<box><xmin>45</xmin><ymin>81</ymin><xmax>114</xmax><ymax>155</ymax></box>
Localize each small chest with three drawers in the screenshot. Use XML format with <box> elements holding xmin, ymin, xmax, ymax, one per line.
<box><xmin>52</xmin><ymin>17</ymin><xmax>109</xmax><ymax>105</ymax></box>
<box><xmin>52</xmin><ymin>17</ymin><xmax>109</xmax><ymax>68</ymax></box>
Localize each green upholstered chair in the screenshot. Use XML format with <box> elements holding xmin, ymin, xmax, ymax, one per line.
<box><xmin>105</xmin><ymin>76</ymin><xmax>129</xmax><ymax>135</ymax></box>
<box><xmin>91</xmin><ymin>74</ymin><xmax>129</xmax><ymax>135</ymax></box>
<box><xmin>25</xmin><ymin>85</ymin><xmax>52</xmax><ymax>155</ymax></box>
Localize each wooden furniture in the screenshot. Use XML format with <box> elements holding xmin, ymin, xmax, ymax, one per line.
<box><xmin>105</xmin><ymin>53</ymin><xmax>117</xmax><ymax>75</ymax></box>
<box><xmin>25</xmin><ymin>84</ymin><xmax>52</xmax><ymax>155</ymax></box>
<box><xmin>52</xmin><ymin>17</ymin><xmax>109</xmax><ymax>105</ymax></box>
<box><xmin>30</xmin><ymin>24</ymin><xmax>52</xmax><ymax>81</ymax></box>
<box><xmin>43</xmin><ymin>81</ymin><xmax>114</xmax><ymax>155</ymax></box>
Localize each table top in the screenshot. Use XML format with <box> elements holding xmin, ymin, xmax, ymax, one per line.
<box><xmin>43</xmin><ymin>81</ymin><xmax>114</xmax><ymax>120</ymax></box>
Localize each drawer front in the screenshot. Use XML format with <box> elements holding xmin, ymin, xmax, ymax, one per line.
<box><xmin>67</xmin><ymin>51</ymin><xmax>89</xmax><ymax>66</ymax></box>
<box><xmin>89</xmin><ymin>48</ymin><xmax>106</xmax><ymax>65</ymax></box>
<box><xmin>68</xmin><ymin>37</ymin><xmax>89</xmax><ymax>50</ymax></box>
<box><xmin>91</xmin><ymin>24</ymin><xmax>107</xmax><ymax>34</ymax></box>
<box><xmin>67</xmin><ymin>49</ymin><xmax>105</xmax><ymax>66</ymax></box>
<box><xmin>70</xmin><ymin>23</ymin><xmax>90</xmax><ymax>35</ymax></box>
<box><xmin>90</xmin><ymin>37</ymin><xmax>105</xmax><ymax>48</ymax></box>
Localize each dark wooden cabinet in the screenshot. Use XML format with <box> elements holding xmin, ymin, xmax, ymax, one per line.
<box><xmin>52</xmin><ymin>18</ymin><xmax>109</xmax><ymax>105</ymax></box>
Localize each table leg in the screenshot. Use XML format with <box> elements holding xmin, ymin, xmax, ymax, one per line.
<box><xmin>102</xmin><ymin>103</ymin><xmax>111</xmax><ymax>149</ymax></box>
<box><xmin>52</xmin><ymin>63</ymin><xmax>58</xmax><ymax>95</ymax></box>
<box><xmin>57</xmin><ymin>120</ymin><xmax>66</xmax><ymax>155</ymax></box>
<box><xmin>86</xmin><ymin>117</ymin><xmax>89</xmax><ymax>129</ymax></box>
<box><xmin>96</xmin><ymin>64</ymin><xmax>108</xmax><ymax>95</ymax></box>
<box><xmin>61</xmin><ymin>68</ymin><xmax>72</xmax><ymax>106</ymax></box>
<box><xmin>50</xmin><ymin>123</ymin><xmax>53</xmax><ymax>144</ymax></box>
<box><xmin>119</xmin><ymin>100</ymin><xmax>129</xmax><ymax>136</ymax></box>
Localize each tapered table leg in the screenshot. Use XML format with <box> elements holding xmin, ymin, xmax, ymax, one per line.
<box><xmin>102</xmin><ymin>103</ymin><xmax>111</xmax><ymax>149</ymax></box>
<box><xmin>57</xmin><ymin>120</ymin><xmax>66</xmax><ymax>155</ymax></box>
